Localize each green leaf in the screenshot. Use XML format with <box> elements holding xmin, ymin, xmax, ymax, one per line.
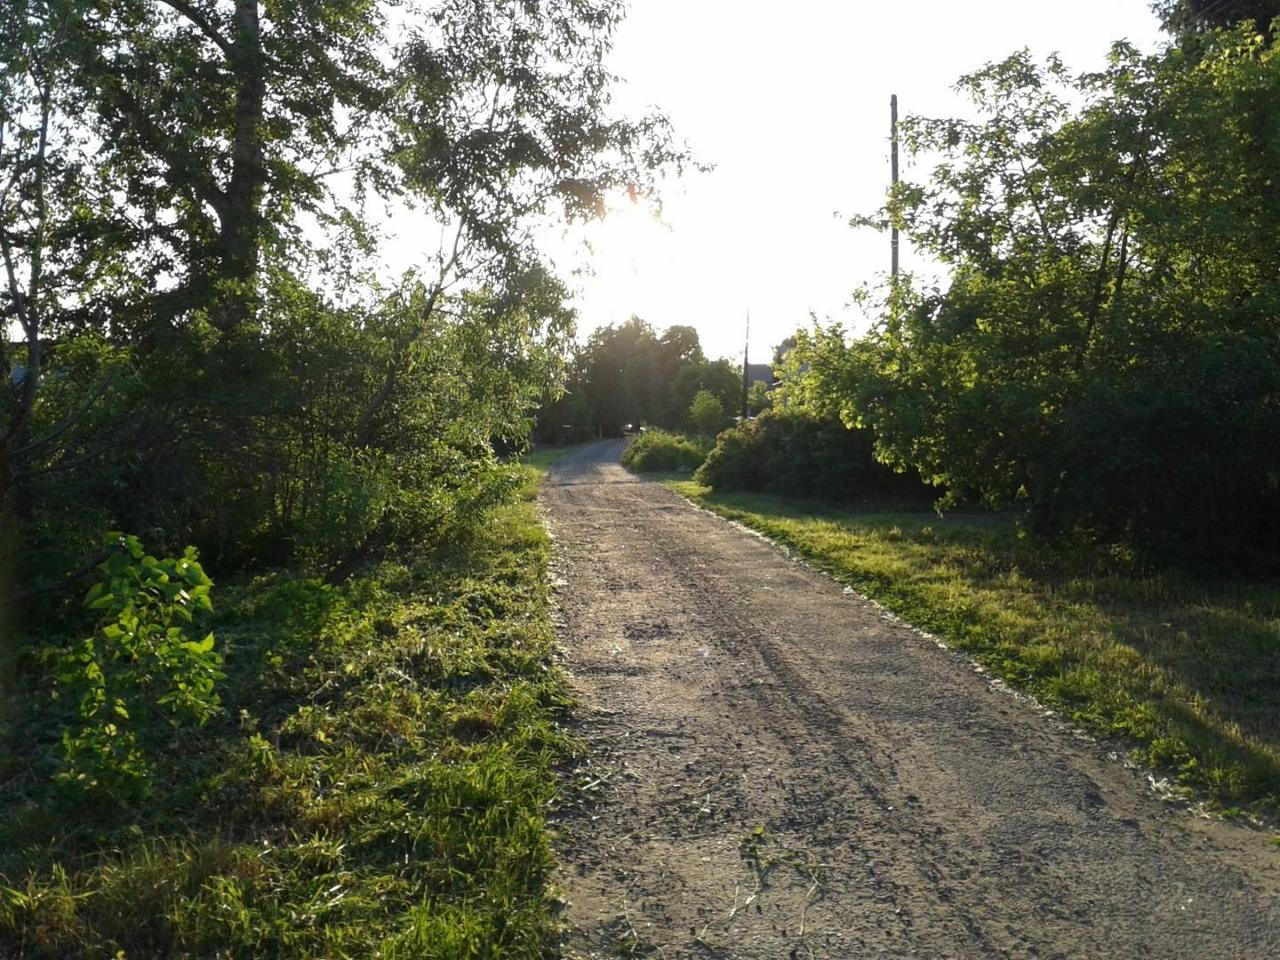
<box><xmin>0</xmin><ymin>886</ymin><xmax>30</xmax><ymax>908</ymax></box>
<box><xmin>181</xmin><ymin>633</ymin><xmax>216</xmax><ymax>655</ymax></box>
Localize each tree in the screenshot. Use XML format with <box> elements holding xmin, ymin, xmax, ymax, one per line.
<box><xmin>670</xmin><ymin>358</ymin><xmax>740</xmax><ymax>423</ymax></box>
<box><xmin>577</xmin><ymin>318</ymin><xmax>657</xmax><ymax>436</ymax></box>
<box><xmin>815</xmin><ymin>32</ymin><xmax>1280</xmax><ymax>557</ymax></box>
<box><xmin>772</xmin><ymin>335</ymin><xmax>798</xmax><ymax>366</ymax></box>
<box><xmin>574</xmin><ymin>320</ymin><xmax>723</xmax><ymax>434</ymax></box>
<box><xmin>688</xmin><ymin>389</ymin><xmax>725</xmax><ymax>436</ymax></box>
<box><xmin>1</xmin><ymin>1</ymin><xmax>686</xmax><ymax>586</ymax></box>
<box><xmin>747</xmin><ymin>379</ymin><xmax>774</xmax><ymax>415</ymax></box>
<box><xmin>1</xmin><ymin>3</ymin><xmax>135</xmax><ymax>520</ymax></box>
<box><xmin>1154</xmin><ymin>0</ymin><xmax>1279</xmax><ymax>42</ymax></box>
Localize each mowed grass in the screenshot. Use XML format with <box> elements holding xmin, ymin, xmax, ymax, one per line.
<box><xmin>0</xmin><ymin>468</ymin><xmax>571</xmax><ymax>958</ymax></box>
<box><xmin>667</xmin><ymin>481</ymin><xmax>1280</xmax><ymax>817</ymax></box>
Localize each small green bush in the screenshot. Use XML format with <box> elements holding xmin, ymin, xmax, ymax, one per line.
<box><xmin>687</xmin><ymin>389</ymin><xmax>727</xmax><ymax>436</ymax></box>
<box><xmin>52</xmin><ymin>533</ymin><xmax>222</xmax><ymax>801</ymax></box>
<box><xmin>621</xmin><ymin>429</ymin><xmax>707</xmax><ymax>473</ymax></box>
<box><xmin>695</xmin><ymin>410</ymin><xmax>933</xmax><ymax>501</ymax></box>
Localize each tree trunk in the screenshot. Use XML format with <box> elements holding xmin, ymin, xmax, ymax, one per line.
<box><xmin>216</xmin><ymin>0</ymin><xmax>266</xmax><ymax>330</ymax></box>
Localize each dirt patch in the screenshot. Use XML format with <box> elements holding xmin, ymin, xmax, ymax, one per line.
<box><xmin>543</xmin><ymin>441</ymin><xmax>1280</xmax><ymax>959</ymax></box>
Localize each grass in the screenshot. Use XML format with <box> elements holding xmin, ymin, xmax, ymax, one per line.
<box><xmin>522</xmin><ymin>441</ymin><xmax>587</xmax><ymax>476</ymax></box>
<box><xmin>0</xmin><ymin>469</ymin><xmax>570</xmax><ymax>958</ymax></box>
<box><xmin>666</xmin><ymin>480</ymin><xmax>1280</xmax><ymax>819</ymax></box>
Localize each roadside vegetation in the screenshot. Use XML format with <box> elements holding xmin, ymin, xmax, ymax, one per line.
<box><xmin>669</xmin><ymin>480</ymin><xmax>1280</xmax><ymax>817</ymax></box>
<box><xmin>0</xmin><ymin>468</ymin><xmax>573</xmax><ymax>957</ymax></box>
<box><xmin>695</xmin><ymin>410</ymin><xmax>933</xmax><ymax>503</ymax></box>
<box><xmin>782</xmin><ymin>18</ymin><xmax>1280</xmax><ymax>566</ymax></box>
<box><xmin>621</xmin><ymin>429</ymin><xmax>709</xmax><ymax>474</ymax></box>
<box><xmin>0</xmin><ymin>1</ymin><xmax>676</xmax><ymax>955</ymax></box>
<box><xmin>533</xmin><ymin>318</ymin><xmax>754</xmax><ymax>444</ymax></box>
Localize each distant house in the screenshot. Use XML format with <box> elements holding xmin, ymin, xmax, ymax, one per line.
<box><xmin>745</xmin><ymin>362</ymin><xmax>774</xmax><ymax>387</ymax></box>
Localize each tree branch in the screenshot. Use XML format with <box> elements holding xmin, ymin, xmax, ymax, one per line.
<box><xmin>1076</xmin><ymin>205</ymin><xmax>1121</xmax><ymax>372</ymax></box>
<box><xmin>0</xmin><ymin>77</ymin><xmax>51</xmax><ymax>447</ymax></box>
<box><xmin>98</xmin><ymin>79</ymin><xmax>228</xmax><ymax>221</ymax></box>
<box><xmin>353</xmin><ymin>222</ymin><xmax>469</xmax><ymax>447</ymax></box>
<box><xmin>12</xmin><ymin>370</ymin><xmax>116</xmax><ymax>460</ymax></box>
<box><xmin>154</xmin><ymin>0</ymin><xmax>234</xmax><ymax>58</ymax></box>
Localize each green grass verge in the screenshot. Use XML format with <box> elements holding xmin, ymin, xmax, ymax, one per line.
<box><xmin>0</xmin><ymin>474</ymin><xmax>570</xmax><ymax>958</ymax></box>
<box><xmin>666</xmin><ymin>480</ymin><xmax>1280</xmax><ymax>818</ymax></box>
<box><xmin>521</xmin><ymin>442</ymin><xmax>587</xmax><ymax>477</ymax></box>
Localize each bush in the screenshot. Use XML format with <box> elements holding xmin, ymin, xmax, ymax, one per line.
<box><xmin>695</xmin><ymin>410</ymin><xmax>933</xmax><ymax>501</ymax></box>
<box><xmin>687</xmin><ymin>389</ymin><xmax>727</xmax><ymax>436</ymax></box>
<box><xmin>1027</xmin><ymin>337</ymin><xmax>1280</xmax><ymax>563</ymax></box>
<box><xmin>621</xmin><ymin>429</ymin><xmax>708</xmax><ymax>473</ymax></box>
<box><xmin>52</xmin><ymin>533</ymin><xmax>221</xmax><ymax>801</ymax></box>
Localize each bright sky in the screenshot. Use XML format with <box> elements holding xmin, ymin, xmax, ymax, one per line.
<box><xmin>546</xmin><ymin>0</ymin><xmax>1165</xmax><ymax>363</ymax></box>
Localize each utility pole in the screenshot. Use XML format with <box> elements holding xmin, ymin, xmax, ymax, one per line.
<box><xmin>890</xmin><ymin>93</ymin><xmax>900</xmax><ymax>282</ymax></box>
<box><xmin>741</xmin><ymin>310</ymin><xmax>751</xmax><ymax>420</ymax></box>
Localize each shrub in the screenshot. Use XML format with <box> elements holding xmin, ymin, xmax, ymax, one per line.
<box><xmin>621</xmin><ymin>429</ymin><xmax>707</xmax><ymax>473</ymax></box>
<box><xmin>687</xmin><ymin>389</ymin><xmax>727</xmax><ymax>436</ymax></box>
<box><xmin>695</xmin><ymin>410</ymin><xmax>933</xmax><ymax>501</ymax></box>
<box><xmin>51</xmin><ymin>533</ymin><xmax>222</xmax><ymax>801</ymax></box>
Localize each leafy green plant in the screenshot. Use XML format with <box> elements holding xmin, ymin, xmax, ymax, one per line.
<box><xmin>688</xmin><ymin>389</ymin><xmax>726</xmax><ymax>436</ymax></box>
<box><xmin>52</xmin><ymin>533</ymin><xmax>222</xmax><ymax>800</ymax></box>
<box><xmin>695</xmin><ymin>409</ymin><xmax>932</xmax><ymax>502</ymax></box>
<box><xmin>0</xmin><ymin>495</ymin><xmax>570</xmax><ymax>958</ymax></box>
<box><xmin>621</xmin><ymin>429</ymin><xmax>708</xmax><ymax>473</ymax></box>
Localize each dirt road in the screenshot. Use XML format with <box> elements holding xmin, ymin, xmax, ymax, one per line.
<box><xmin>542</xmin><ymin>441</ymin><xmax>1280</xmax><ymax>959</ymax></box>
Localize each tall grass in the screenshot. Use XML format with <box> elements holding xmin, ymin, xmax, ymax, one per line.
<box><xmin>0</xmin><ymin>472</ymin><xmax>570</xmax><ymax>958</ymax></box>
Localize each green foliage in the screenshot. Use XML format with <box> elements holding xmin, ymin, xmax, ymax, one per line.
<box><xmin>531</xmin><ymin>387</ymin><xmax>595</xmax><ymax>445</ymax></box>
<box><xmin>52</xmin><ymin>534</ymin><xmax>221</xmax><ymax>801</ymax></box>
<box><xmin>544</xmin><ymin>319</ymin><xmax>739</xmax><ymax>438</ymax></box>
<box><xmin>0</xmin><ymin>2</ymin><xmax>684</xmax><ymax>948</ymax></box>
<box><xmin>1154</xmin><ymin>0</ymin><xmax>1279</xmax><ymax>44</ymax></box>
<box><xmin>807</xmin><ymin>30</ymin><xmax>1280</xmax><ymax>561</ymax></box>
<box><xmin>2</xmin><ymin>0</ymin><xmax>684</xmax><ymax>585</ymax></box>
<box><xmin>574</xmin><ymin>317</ymin><xmax>668</xmax><ymax>435</ymax></box>
<box><xmin>695</xmin><ymin>410</ymin><xmax>932</xmax><ymax>502</ymax></box>
<box><xmin>746</xmin><ymin>379</ymin><xmax>774</xmax><ymax>415</ymax></box>
<box><xmin>621</xmin><ymin>429</ymin><xmax>708</xmax><ymax>473</ymax></box>
<box><xmin>670</xmin><ymin>358</ymin><xmax>742</xmax><ymax>424</ymax></box>
<box><xmin>0</xmin><ymin>497</ymin><xmax>570</xmax><ymax>957</ymax></box>
<box><xmin>687</xmin><ymin>389</ymin><xmax>726</xmax><ymax>436</ymax></box>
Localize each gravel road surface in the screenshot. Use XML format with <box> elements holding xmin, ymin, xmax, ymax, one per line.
<box><xmin>542</xmin><ymin>440</ymin><xmax>1280</xmax><ymax>959</ymax></box>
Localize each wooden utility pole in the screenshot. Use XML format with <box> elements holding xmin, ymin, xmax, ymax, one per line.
<box><xmin>741</xmin><ymin>310</ymin><xmax>751</xmax><ymax>420</ymax></box>
<box><xmin>891</xmin><ymin>93</ymin><xmax>900</xmax><ymax>282</ymax></box>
